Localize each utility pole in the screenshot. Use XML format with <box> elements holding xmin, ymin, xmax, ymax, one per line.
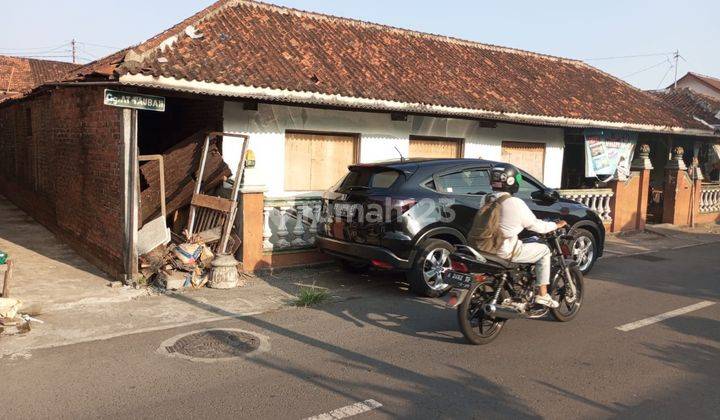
<box><xmin>673</xmin><ymin>49</ymin><xmax>679</xmax><ymax>89</ymax></box>
<box><xmin>71</xmin><ymin>39</ymin><xmax>77</xmax><ymax>64</ymax></box>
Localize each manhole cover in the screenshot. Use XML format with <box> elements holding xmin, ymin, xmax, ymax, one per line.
<box><xmin>158</xmin><ymin>328</ymin><xmax>269</xmax><ymax>362</ymax></box>
<box><xmin>629</xmin><ymin>254</ymin><xmax>667</xmax><ymax>262</ymax></box>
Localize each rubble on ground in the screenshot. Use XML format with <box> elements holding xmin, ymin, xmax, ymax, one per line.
<box><xmin>139</xmin><ymin>240</ymin><xmax>221</xmax><ymax>291</ymax></box>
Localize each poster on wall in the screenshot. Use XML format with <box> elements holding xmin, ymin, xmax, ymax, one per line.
<box><xmin>584</xmin><ymin>130</ymin><xmax>637</xmax><ymax>178</ymax></box>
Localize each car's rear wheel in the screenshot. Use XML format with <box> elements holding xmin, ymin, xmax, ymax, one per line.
<box><xmin>407</xmin><ymin>239</ymin><xmax>454</xmax><ymax>297</ymax></box>
<box><xmin>570</xmin><ymin>228</ymin><xmax>597</xmax><ymax>274</ymax></box>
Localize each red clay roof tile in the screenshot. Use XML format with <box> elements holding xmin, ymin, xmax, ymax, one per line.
<box><xmin>61</xmin><ymin>1</ymin><xmax>715</xmax><ymax>132</ymax></box>
<box><xmin>653</xmin><ymin>88</ymin><xmax>720</xmax><ymax>127</ymax></box>
<box><xmin>0</xmin><ymin>55</ymin><xmax>79</xmax><ymax>101</ymax></box>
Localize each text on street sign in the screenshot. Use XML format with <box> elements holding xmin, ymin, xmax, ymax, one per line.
<box><xmin>103</xmin><ymin>89</ymin><xmax>166</xmax><ymax>112</ymax></box>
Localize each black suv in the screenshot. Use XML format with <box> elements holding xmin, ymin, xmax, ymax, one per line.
<box><xmin>316</xmin><ymin>158</ymin><xmax>605</xmax><ymax>297</ymax></box>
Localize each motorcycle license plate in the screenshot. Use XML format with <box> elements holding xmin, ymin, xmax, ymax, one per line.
<box><xmin>444</xmin><ymin>271</ymin><xmax>474</xmax><ymax>289</ymax></box>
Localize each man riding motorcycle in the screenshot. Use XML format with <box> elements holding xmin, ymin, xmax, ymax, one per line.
<box><xmin>468</xmin><ymin>164</ymin><xmax>566</xmax><ymax>308</ymax></box>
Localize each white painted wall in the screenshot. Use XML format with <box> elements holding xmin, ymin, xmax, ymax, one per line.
<box><xmin>223</xmin><ymin>102</ymin><xmax>565</xmax><ymax>195</ymax></box>
<box><xmin>677</xmin><ymin>78</ymin><xmax>720</xmax><ymax>100</ymax></box>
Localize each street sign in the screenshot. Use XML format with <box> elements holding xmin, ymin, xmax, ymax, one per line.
<box><xmin>103</xmin><ymin>89</ymin><xmax>166</xmax><ymax>112</ymax></box>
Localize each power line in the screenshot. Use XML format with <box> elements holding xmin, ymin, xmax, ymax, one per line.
<box><xmin>623</xmin><ymin>58</ymin><xmax>672</xmax><ymax>78</ymax></box>
<box><xmin>14</xmin><ymin>55</ymin><xmax>72</xmax><ymax>58</ymax></box>
<box><xmin>0</xmin><ymin>43</ymin><xmax>72</xmax><ymax>56</ymax></box>
<box><xmin>672</xmin><ymin>50</ymin><xmax>679</xmax><ymax>88</ymax></box>
<box><xmin>76</xmin><ymin>41</ymin><xmax>123</xmax><ymax>50</ymax></box>
<box><xmin>74</xmin><ymin>54</ymin><xmax>95</xmax><ymax>63</ymax></box>
<box><xmin>0</xmin><ymin>41</ymin><xmax>71</xmax><ymax>52</ymax></box>
<box><xmin>583</xmin><ymin>52</ymin><xmax>673</xmax><ymax>61</ymax></box>
<box><xmin>0</xmin><ymin>40</ymin><xmax>121</xmax><ymax>59</ymax></box>
<box><xmin>656</xmin><ymin>63</ymin><xmax>674</xmax><ymax>89</ymax></box>
<box><xmin>78</xmin><ymin>46</ymin><xmax>99</xmax><ymax>59</ymax></box>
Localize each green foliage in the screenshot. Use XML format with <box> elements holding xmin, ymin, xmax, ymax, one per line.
<box><xmin>295</xmin><ymin>286</ymin><xmax>330</xmax><ymax>307</ymax></box>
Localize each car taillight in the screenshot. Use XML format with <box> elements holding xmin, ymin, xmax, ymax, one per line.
<box><xmin>450</xmin><ymin>259</ymin><xmax>468</xmax><ymax>273</ymax></box>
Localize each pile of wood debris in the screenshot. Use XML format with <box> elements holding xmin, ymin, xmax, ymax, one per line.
<box><xmin>139</xmin><ymin>241</ymin><xmax>216</xmax><ymax>290</ymax></box>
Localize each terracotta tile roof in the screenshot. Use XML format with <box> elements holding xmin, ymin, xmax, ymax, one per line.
<box><xmin>0</xmin><ymin>55</ymin><xmax>79</xmax><ymax>101</ymax></box>
<box><xmin>653</xmin><ymin>88</ymin><xmax>720</xmax><ymax>128</ymax></box>
<box><xmin>64</xmin><ymin>1</ymin><xmax>714</xmax><ymax>133</ymax></box>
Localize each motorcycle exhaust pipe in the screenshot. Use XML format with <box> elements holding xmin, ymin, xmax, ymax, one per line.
<box><xmin>484</xmin><ymin>303</ymin><xmax>527</xmax><ymax>319</ymax></box>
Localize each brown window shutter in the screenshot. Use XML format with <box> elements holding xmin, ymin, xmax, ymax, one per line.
<box><xmin>409</xmin><ymin>136</ymin><xmax>463</xmax><ymax>159</ymax></box>
<box><xmin>500</xmin><ymin>141</ymin><xmax>546</xmax><ymax>181</ymax></box>
<box><xmin>285</xmin><ymin>132</ymin><xmax>358</xmax><ymax>191</ymax></box>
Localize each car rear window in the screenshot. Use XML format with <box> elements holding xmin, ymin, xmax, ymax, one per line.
<box><xmin>337</xmin><ymin>169</ymin><xmax>401</xmax><ymax>191</ymax></box>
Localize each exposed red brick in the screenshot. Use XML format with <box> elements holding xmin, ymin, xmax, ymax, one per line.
<box><xmin>0</xmin><ymin>86</ymin><xmax>125</xmax><ymax>278</ymax></box>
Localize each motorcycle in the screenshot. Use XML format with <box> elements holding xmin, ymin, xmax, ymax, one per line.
<box><xmin>443</xmin><ymin>228</ymin><xmax>584</xmax><ymax>345</ymax></box>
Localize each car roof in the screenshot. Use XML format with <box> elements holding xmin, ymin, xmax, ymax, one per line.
<box><xmin>350</xmin><ymin>158</ymin><xmax>546</xmax><ymax>188</ymax></box>
<box><xmin>352</xmin><ymin>158</ymin><xmax>497</xmax><ymax>171</ymax></box>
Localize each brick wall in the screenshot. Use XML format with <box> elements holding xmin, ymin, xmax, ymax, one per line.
<box><xmin>0</xmin><ymin>86</ymin><xmax>126</xmax><ymax>278</ymax></box>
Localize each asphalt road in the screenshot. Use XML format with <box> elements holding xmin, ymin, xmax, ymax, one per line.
<box><xmin>2</xmin><ymin>243</ymin><xmax>719</xmax><ymax>419</ymax></box>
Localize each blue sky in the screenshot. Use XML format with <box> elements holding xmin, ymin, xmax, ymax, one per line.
<box><xmin>2</xmin><ymin>0</ymin><xmax>717</xmax><ymax>90</ymax></box>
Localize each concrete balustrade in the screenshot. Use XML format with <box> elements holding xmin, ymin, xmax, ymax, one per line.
<box><xmin>262</xmin><ymin>197</ymin><xmax>323</xmax><ymax>252</ymax></box>
<box><xmin>699</xmin><ymin>184</ymin><xmax>720</xmax><ymax>214</ymax></box>
<box><xmin>558</xmin><ymin>189</ymin><xmax>614</xmax><ymax>221</ymax></box>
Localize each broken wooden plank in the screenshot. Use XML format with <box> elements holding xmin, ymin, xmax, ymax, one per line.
<box><xmin>139</xmin><ymin>130</ymin><xmax>231</xmax><ymax>225</ymax></box>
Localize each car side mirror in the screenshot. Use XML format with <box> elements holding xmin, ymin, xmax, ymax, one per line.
<box><xmin>532</xmin><ymin>188</ymin><xmax>560</xmax><ymax>202</ymax></box>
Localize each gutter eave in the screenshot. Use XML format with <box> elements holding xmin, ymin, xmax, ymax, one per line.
<box><xmin>118</xmin><ymin>73</ymin><xmax>719</xmax><ymax>138</ymax></box>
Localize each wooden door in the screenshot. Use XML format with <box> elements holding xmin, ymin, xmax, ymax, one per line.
<box><xmin>409</xmin><ymin>136</ymin><xmax>462</xmax><ymax>159</ymax></box>
<box><xmin>501</xmin><ymin>141</ymin><xmax>546</xmax><ymax>181</ymax></box>
<box><xmin>284</xmin><ymin>132</ymin><xmax>358</xmax><ymax>191</ymax></box>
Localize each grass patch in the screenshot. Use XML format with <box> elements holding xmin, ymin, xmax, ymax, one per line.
<box><xmin>295</xmin><ymin>286</ymin><xmax>330</xmax><ymax>307</ymax></box>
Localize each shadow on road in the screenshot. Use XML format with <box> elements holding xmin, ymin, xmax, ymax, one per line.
<box><xmin>258</xmin><ymin>264</ymin><xmax>469</xmax><ymax>344</ymax></box>
<box><xmin>590</xmin><ymin>243</ymin><xmax>720</xmax><ymax>301</ymax></box>
<box><xmin>168</xmin><ymin>291</ymin><xmax>539</xmax><ymax>417</ymax></box>
<box><xmin>534</xmin><ymin>314</ymin><xmax>720</xmax><ymax>418</ymax></box>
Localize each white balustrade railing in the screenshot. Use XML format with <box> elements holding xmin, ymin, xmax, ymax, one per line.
<box><xmin>262</xmin><ymin>189</ymin><xmax>616</xmax><ymax>251</ymax></box>
<box><xmin>558</xmin><ymin>188</ymin><xmax>614</xmax><ymax>221</ymax></box>
<box><xmin>263</xmin><ymin>196</ymin><xmax>323</xmax><ymax>252</ymax></box>
<box><xmin>699</xmin><ymin>183</ymin><xmax>720</xmax><ymax>214</ymax></box>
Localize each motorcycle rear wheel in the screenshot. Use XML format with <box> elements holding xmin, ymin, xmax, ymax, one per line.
<box><xmin>551</xmin><ymin>265</ymin><xmax>584</xmax><ymax>322</ymax></box>
<box><xmin>458</xmin><ymin>281</ymin><xmax>505</xmax><ymax>345</ymax></box>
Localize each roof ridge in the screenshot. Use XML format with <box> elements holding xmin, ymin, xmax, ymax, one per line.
<box><xmin>688</xmin><ymin>71</ymin><xmax>720</xmax><ymax>84</ymax></box>
<box><xmin>123</xmin><ymin>0</ymin><xmax>585</xmax><ymax>67</ymax></box>
<box><xmin>235</xmin><ymin>0</ymin><xmax>584</xmax><ymax>65</ymax></box>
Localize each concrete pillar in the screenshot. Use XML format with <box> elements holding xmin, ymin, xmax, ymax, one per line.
<box><xmin>689</xmin><ymin>157</ymin><xmax>704</xmax><ymax>228</ymax></box>
<box><xmin>662</xmin><ymin>146</ymin><xmax>694</xmax><ymax>226</ymax></box>
<box><xmin>609</xmin><ymin>144</ymin><xmax>653</xmax><ymax>233</ymax></box>
<box><xmin>238</xmin><ymin>186</ymin><xmax>267</xmax><ymax>272</ymax></box>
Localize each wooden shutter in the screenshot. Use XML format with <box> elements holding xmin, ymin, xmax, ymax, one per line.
<box><xmin>284</xmin><ymin>132</ymin><xmax>357</xmax><ymax>191</ymax></box>
<box><xmin>501</xmin><ymin>141</ymin><xmax>546</xmax><ymax>181</ymax></box>
<box><xmin>409</xmin><ymin>136</ymin><xmax>462</xmax><ymax>159</ymax></box>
